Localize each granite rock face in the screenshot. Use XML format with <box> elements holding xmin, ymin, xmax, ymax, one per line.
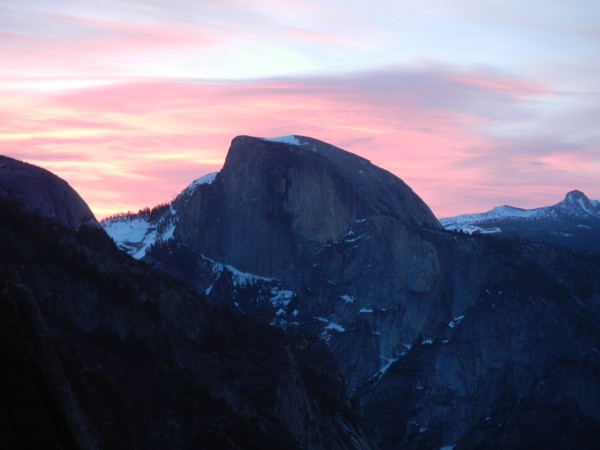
<box><xmin>0</xmin><ymin>155</ymin><xmax>98</xmax><ymax>229</ymax></box>
<box><xmin>173</xmin><ymin>136</ymin><xmax>441</xmax><ymax>284</ymax></box>
<box><xmin>103</xmin><ymin>135</ymin><xmax>600</xmax><ymax>449</ymax></box>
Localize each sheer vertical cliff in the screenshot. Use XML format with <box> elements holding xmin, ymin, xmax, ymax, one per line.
<box><xmin>172</xmin><ymin>135</ymin><xmax>440</xmax><ymax>284</ymax></box>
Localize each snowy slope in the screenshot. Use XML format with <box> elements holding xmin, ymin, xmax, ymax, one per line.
<box><xmin>441</xmin><ymin>190</ymin><xmax>600</xmax><ymax>234</ymax></box>
<box><xmin>101</xmin><ymin>215</ymin><xmax>173</xmax><ymax>259</ymax></box>
<box><xmin>101</xmin><ymin>172</ymin><xmax>218</xmax><ymax>258</ymax></box>
<box><xmin>440</xmin><ymin>190</ymin><xmax>600</xmax><ymax>252</ymax></box>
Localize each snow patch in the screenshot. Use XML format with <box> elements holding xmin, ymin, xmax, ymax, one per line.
<box><xmin>263</xmin><ymin>135</ymin><xmax>301</xmax><ymax>145</ymax></box>
<box><xmin>324</xmin><ymin>322</ymin><xmax>346</xmax><ymax>332</ymax></box>
<box><xmin>208</xmin><ymin>258</ymin><xmax>273</xmax><ymax>287</ymax></box>
<box><xmin>270</xmin><ymin>289</ymin><xmax>294</xmax><ymax>308</ymax></box>
<box><xmin>340</xmin><ymin>294</ymin><xmax>354</xmax><ymax>303</ymax></box>
<box><xmin>315</xmin><ymin>316</ymin><xmax>346</xmax><ymax>338</ymax></box>
<box><xmin>359</xmin><ymin>308</ymin><xmax>373</xmax><ymax>313</ymax></box>
<box><xmin>448</xmin><ymin>315</ymin><xmax>465</xmax><ymax>328</ymax></box>
<box><xmin>442</xmin><ymin>223</ymin><xmax>501</xmax><ymax>235</ymax></box>
<box><xmin>368</xmin><ymin>356</ymin><xmax>398</xmax><ymax>382</ymax></box>
<box><xmin>161</xmin><ymin>222</ymin><xmax>176</xmax><ymax>240</ymax></box>
<box><xmin>102</xmin><ymin>217</ymin><xmax>158</xmax><ymax>259</ymax></box>
<box><xmin>421</xmin><ymin>339</ymin><xmax>434</xmax><ymax>345</ymax></box>
<box><xmin>344</xmin><ymin>234</ymin><xmax>363</xmax><ymax>243</ymax></box>
<box><xmin>188</xmin><ymin>172</ymin><xmax>217</xmax><ymax>190</ymax></box>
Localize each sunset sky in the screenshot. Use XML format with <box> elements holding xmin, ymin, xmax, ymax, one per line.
<box><xmin>1</xmin><ymin>0</ymin><xmax>599</xmax><ymax>219</ymax></box>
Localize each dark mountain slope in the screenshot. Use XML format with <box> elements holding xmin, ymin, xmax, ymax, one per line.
<box><xmin>359</xmin><ymin>231</ymin><xmax>600</xmax><ymax>449</ymax></box>
<box><xmin>0</xmin><ymin>162</ymin><xmax>373</xmax><ymax>449</ymax></box>
<box><xmin>0</xmin><ymin>155</ymin><xmax>98</xmax><ymax>229</ymax></box>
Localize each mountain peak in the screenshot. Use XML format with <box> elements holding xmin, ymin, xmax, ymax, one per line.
<box><xmin>224</xmin><ymin>134</ymin><xmax>439</xmax><ymax>227</ymax></box>
<box><xmin>170</xmin><ymin>134</ymin><xmax>442</xmax><ymax>280</ymax></box>
<box><xmin>564</xmin><ymin>189</ymin><xmax>589</xmax><ymax>204</ymax></box>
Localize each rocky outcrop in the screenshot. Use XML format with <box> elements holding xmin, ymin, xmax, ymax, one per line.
<box><xmin>0</xmin><ymin>155</ymin><xmax>98</xmax><ymax>229</ymax></box>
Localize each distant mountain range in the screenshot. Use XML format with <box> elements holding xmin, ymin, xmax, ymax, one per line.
<box><xmin>441</xmin><ymin>190</ymin><xmax>600</xmax><ymax>252</ymax></box>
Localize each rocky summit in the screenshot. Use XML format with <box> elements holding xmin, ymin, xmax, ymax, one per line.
<box><xmin>0</xmin><ymin>155</ymin><xmax>98</xmax><ymax>230</ymax></box>
<box><xmin>173</xmin><ymin>135</ymin><xmax>441</xmax><ymax>284</ymax></box>
<box><xmin>103</xmin><ymin>135</ymin><xmax>600</xmax><ymax>449</ymax></box>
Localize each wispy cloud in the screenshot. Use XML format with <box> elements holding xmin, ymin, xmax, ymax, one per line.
<box><xmin>2</xmin><ymin>63</ymin><xmax>597</xmax><ymax>218</ymax></box>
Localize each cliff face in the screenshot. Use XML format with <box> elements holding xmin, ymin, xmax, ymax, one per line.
<box><xmin>173</xmin><ymin>136</ymin><xmax>440</xmax><ymax>283</ymax></box>
<box><xmin>360</xmin><ymin>235</ymin><xmax>600</xmax><ymax>449</ymax></box>
<box><xmin>0</xmin><ymin>155</ymin><xmax>98</xmax><ymax>229</ymax></box>
<box><xmin>103</xmin><ymin>135</ymin><xmax>600</xmax><ymax>449</ymax></box>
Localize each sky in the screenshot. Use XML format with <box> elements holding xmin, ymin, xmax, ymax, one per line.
<box><xmin>1</xmin><ymin>0</ymin><xmax>599</xmax><ymax>219</ymax></box>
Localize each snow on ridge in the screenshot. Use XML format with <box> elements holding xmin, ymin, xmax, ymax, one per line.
<box><xmin>441</xmin><ymin>192</ymin><xmax>600</xmax><ymax>233</ymax></box>
<box><xmin>448</xmin><ymin>315</ymin><xmax>465</xmax><ymax>328</ymax></box>
<box><xmin>263</xmin><ymin>135</ymin><xmax>301</xmax><ymax>145</ymax></box>
<box><xmin>367</xmin><ymin>356</ymin><xmax>399</xmax><ymax>384</ymax></box>
<box><xmin>102</xmin><ymin>215</ymin><xmax>179</xmax><ymax>259</ymax></box>
<box><xmin>487</xmin><ymin>205</ymin><xmax>539</xmax><ymax>219</ymax></box>
<box><xmin>208</xmin><ymin>259</ymin><xmax>274</xmax><ymax>287</ymax></box>
<box><xmin>188</xmin><ymin>172</ymin><xmax>218</xmax><ymax>190</ymax></box>
<box><xmin>575</xmin><ymin>197</ymin><xmax>597</xmax><ymax>217</ymax></box>
<box><xmin>324</xmin><ymin>322</ymin><xmax>346</xmax><ymax>332</ymax></box>
<box><xmin>102</xmin><ymin>205</ymin><xmax>178</xmax><ymax>259</ymax></box>
<box><xmin>441</xmin><ymin>205</ymin><xmax>537</xmax><ymax>227</ymax></box>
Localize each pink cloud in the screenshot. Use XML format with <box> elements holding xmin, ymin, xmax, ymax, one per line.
<box><xmin>2</xmin><ymin>66</ymin><xmax>598</xmax><ymax>219</ymax></box>
<box><xmin>448</xmin><ymin>73</ymin><xmax>549</xmax><ymax>97</ymax></box>
<box><xmin>0</xmin><ymin>15</ymin><xmax>221</xmax><ymax>78</ymax></box>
